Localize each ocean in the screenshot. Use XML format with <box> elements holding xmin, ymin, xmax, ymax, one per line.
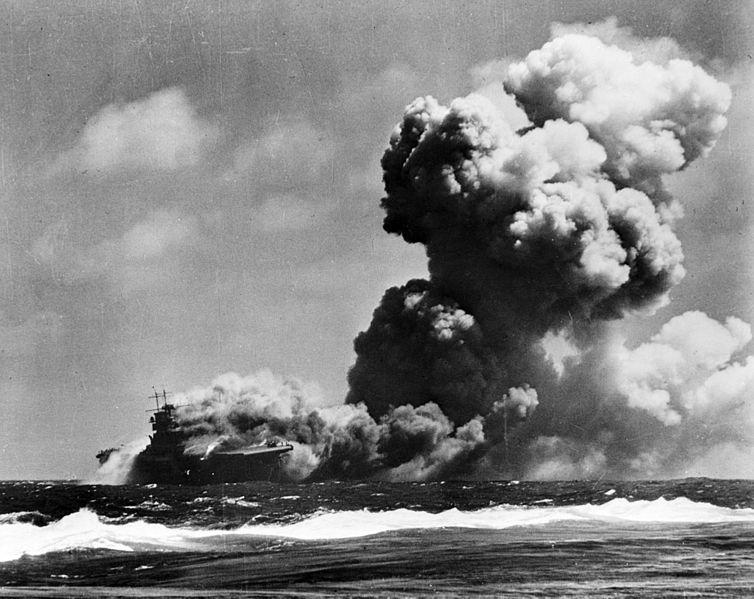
<box><xmin>0</xmin><ymin>479</ymin><xmax>752</xmax><ymax>598</ymax></box>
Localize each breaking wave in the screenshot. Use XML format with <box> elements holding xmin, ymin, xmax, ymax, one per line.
<box><xmin>2</xmin><ymin>497</ymin><xmax>754</xmax><ymax>562</ymax></box>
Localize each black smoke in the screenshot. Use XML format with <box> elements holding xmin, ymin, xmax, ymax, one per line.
<box><xmin>346</xmin><ymin>21</ymin><xmax>749</xmax><ymax>479</ymax></box>
<box><xmin>96</xmin><ymin>21</ymin><xmax>754</xmax><ymax>484</ymax></box>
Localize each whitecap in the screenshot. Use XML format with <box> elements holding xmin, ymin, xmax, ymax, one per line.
<box><xmin>123</xmin><ymin>500</ymin><xmax>172</xmax><ymax>511</ymax></box>
<box><xmin>2</xmin><ymin>497</ymin><xmax>753</xmax><ymax>562</ymax></box>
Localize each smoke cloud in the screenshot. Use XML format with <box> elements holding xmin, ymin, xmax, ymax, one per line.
<box><xmin>346</xmin><ymin>279</ymin><xmax>501</xmax><ymax>425</ymax></box>
<box><xmin>96</xmin><ymin>21</ymin><xmax>752</xmax><ymax>482</ymax></box>
<box><xmin>346</xmin><ymin>21</ymin><xmax>751</xmax><ymax>480</ymax></box>
<box><xmin>504</xmin><ymin>30</ymin><xmax>729</xmax><ymax>191</ymax></box>
<box><xmin>156</xmin><ymin>370</ymin><xmax>485</xmax><ymax>482</ymax></box>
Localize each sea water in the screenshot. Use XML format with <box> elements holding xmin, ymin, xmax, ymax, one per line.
<box><xmin>1</xmin><ymin>479</ymin><xmax>753</xmax><ymax>597</ymax></box>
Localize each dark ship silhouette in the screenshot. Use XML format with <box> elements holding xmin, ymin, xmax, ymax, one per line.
<box><xmin>97</xmin><ymin>389</ymin><xmax>293</xmax><ymax>484</ymax></box>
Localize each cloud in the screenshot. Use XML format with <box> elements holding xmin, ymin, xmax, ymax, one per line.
<box><xmin>119</xmin><ymin>210</ymin><xmax>198</xmax><ymax>261</ymax></box>
<box><xmin>55</xmin><ymin>88</ymin><xmax>218</xmax><ymax>175</ymax></box>
<box><xmin>219</xmin><ymin>118</ymin><xmax>339</xmax><ymax>234</ymax></box>
<box><xmin>225</xmin><ymin>120</ymin><xmax>335</xmax><ymax>190</ymax></box>
<box><xmin>33</xmin><ymin>210</ymin><xmax>199</xmax><ymax>293</ymax></box>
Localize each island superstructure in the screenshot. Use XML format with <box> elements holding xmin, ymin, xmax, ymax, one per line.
<box><xmin>97</xmin><ymin>389</ymin><xmax>293</xmax><ymax>484</ymax></box>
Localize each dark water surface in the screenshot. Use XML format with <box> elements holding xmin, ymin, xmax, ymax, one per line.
<box><xmin>1</xmin><ymin>479</ymin><xmax>753</xmax><ymax>597</ymax></box>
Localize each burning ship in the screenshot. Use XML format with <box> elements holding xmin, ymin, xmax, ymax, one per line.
<box><xmin>97</xmin><ymin>389</ymin><xmax>293</xmax><ymax>484</ymax></box>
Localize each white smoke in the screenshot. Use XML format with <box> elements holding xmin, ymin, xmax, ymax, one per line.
<box><xmin>504</xmin><ymin>30</ymin><xmax>730</xmax><ymax>190</ymax></box>
<box><xmin>347</xmin><ymin>20</ymin><xmax>743</xmax><ymax>480</ymax></box>
<box><xmin>89</xmin><ymin>439</ymin><xmax>148</xmax><ymax>485</ymax></box>
<box><xmin>171</xmin><ymin>370</ymin><xmax>488</xmax><ymax>481</ymax></box>
<box><xmin>610</xmin><ymin>311</ymin><xmax>751</xmax><ymax>425</ymax></box>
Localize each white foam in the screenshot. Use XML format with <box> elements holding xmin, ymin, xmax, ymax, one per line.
<box><xmin>0</xmin><ymin>511</ymin><xmax>47</xmax><ymax>524</ymax></box>
<box><xmin>0</xmin><ymin>509</ymin><xmax>216</xmax><ymax>562</ymax></box>
<box><xmin>239</xmin><ymin>497</ymin><xmax>754</xmax><ymax>540</ymax></box>
<box><xmin>124</xmin><ymin>500</ymin><xmax>173</xmax><ymax>511</ymax></box>
<box><xmin>1</xmin><ymin>497</ymin><xmax>753</xmax><ymax>562</ymax></box>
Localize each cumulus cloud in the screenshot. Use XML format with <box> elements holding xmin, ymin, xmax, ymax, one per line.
<box><xmin>226</xmin><ymin>120</ymin><xmax>335</xmax><ymax>189</ymax></box>
<box><xmin>119</xmin><ymin>210</ymin><xmax>199</xmax><ymax>261</ymax></box>
<box><xmin>32</xmin><ymin>210</ymin><xmax>199</xmax><ymax>292</ymax></box>
<box><xmin>221</xmin><ymin>118</ymin><xmax>339</xmax><ymax>234</ymax></box>
<box><xmin>55</xmin><ymin>87</ymin><xmax>218</xmax><ymax>175</ymax></box>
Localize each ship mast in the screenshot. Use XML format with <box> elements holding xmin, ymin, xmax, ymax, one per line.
<box><xmin>149</xmin><ymin>386</ymin><xmax>172</xmax><ymax>410</ymax></box>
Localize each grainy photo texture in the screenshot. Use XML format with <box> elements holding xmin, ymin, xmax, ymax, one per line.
<box><xmin>0</xmin><ymin>1</ymin><xmax>753</xmax><ymax>597</ymax></box>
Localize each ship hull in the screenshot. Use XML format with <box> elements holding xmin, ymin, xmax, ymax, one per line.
<box><xmin>126</xmin><ymin>446</ymin><xmax>292</xmax><ymax>485</ymax></box>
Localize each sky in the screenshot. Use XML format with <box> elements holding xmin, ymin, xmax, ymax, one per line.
<box><xmin>0</xmin><ymin>0</ymin><xmax>752</xmax><ymax>480</ymax></box>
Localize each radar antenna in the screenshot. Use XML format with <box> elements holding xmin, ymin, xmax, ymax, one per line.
<box><xmin>149</xmin><ymin>386</ymin><xmax>172</xmax><ymax>410</ymax></box>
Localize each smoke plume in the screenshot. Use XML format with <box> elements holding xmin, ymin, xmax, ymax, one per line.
<box><xmin>96</xmin><ymin>21</ymin><xmax>752</xmax><ymax>482</ymax></box>
<box><xmin>346</xmin><ymin>21</ymin><xmax>751</xmax><ymax>479</ymax></box>
<box><xmin>168</xmin><ymin>370</ymin><xmax>487</xmax><ymax>481</ymax></box>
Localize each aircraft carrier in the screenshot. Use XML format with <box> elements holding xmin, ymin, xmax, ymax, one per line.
<box><xmin>97</xmin><ymin>390</ymin><xmax>293</xmax><ymax>484</ymax></box>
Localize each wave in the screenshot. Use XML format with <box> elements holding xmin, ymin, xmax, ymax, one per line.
<box><xmin>0</xmin><ymin>511</ymin><xmax>51</xmax><ymax>526</ymax></box>
<box><xmin>2</xmin><ymin>497</ymin><xmax>753</xmax><ymax>562</ymax></box>
<box><xmin>0</xmin><ymin>508</ymin><xmax>216</xmax><ymax>562</ymax></box>
<box><xmin>123</xmin><ymin>500</ymin><xmax>173</xmax><ymax>511</ymax></box>
<box><xmin>240</xmin><ymin>497</ymin><xmax>754</xmax><ymax>540</ymax></box>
